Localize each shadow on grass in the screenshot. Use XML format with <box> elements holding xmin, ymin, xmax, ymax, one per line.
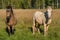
<box><xmin>28</xmin><ymin>27</ymin><xmax>44</xmax><ymax>35</ymax></box>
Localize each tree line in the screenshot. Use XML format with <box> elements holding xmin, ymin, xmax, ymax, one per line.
<box><xmin>0</xmin><ymin>0</ymin><xmax>60</xmax><ymax>9</ymax></box>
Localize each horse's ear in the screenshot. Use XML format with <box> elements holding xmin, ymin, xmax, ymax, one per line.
<box><xmin>46</xmin><ymin>6</ymin><xmax>52</xmax><ymax>11</ymax></box>
<box><xmin>47</xmin><ymin>6</ymin><xmax>52</xmax><ymax>9</ymax></box>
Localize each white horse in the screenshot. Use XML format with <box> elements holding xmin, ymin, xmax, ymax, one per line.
<box><xmin>32</xmin><ymin>6</ymin><xmax>52</xmax><ymax>36</ymax></box>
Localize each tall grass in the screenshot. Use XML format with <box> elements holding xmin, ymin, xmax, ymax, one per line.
<box><xmin>0</xmin><ymin>9</ymin><xmax>60</xmax><ymax>40</ymax></box>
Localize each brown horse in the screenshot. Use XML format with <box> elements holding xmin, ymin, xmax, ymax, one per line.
<box><xmin>5</xmin><ymin>5</ymin><xmax>17</xmax><ymax>36</ymax></box>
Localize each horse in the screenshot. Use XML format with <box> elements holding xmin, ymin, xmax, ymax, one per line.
<box><xmin>32</xmin><ymin>6</ymin><xmax>52</xmax><ymax>36</ymax></box>
<box><xmin>5</xmin><ymin>5</ymin><xmax>17</xmax><ymax>36</ymax></box>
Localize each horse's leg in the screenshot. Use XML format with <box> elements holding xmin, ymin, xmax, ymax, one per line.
<box><xmin>32</xmin><ymin>23</ymin><xmax>36</xmax><ymax>35</ymax></box>
<box><xmin>12</xmin><ymin>26</ymin><xmax>14</xmax><ymax>34</ymax></box>
<box><xmin>37</xmin><ymin>24</ymin><xmax>40</xmax><ymax>34</ymax></box>
<box><xmin>47</xmin><ymin>19</ymin><xmax>51</xmax><ymax>32</ymax></box>
<box><xmin>32</xmin><ymin>19</ymin><xmax>37</xmax><ymax>35</ymax></box>
<box><xmin>7</xmin><ymin>25</ymin><xmax>10</xmax><ymax>36</ymax></box>
<box><xmin>46</xmin><ymin>24</ymin><xmax>49</xmax><ymax>32</ymax></box>
<box><xmin>44</xmin><ymin>23</ymin><xmax>47</xmax><ymax>36</ymax></box>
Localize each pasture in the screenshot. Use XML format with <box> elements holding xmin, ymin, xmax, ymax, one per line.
<box><xmin>0</xmin><ymin>9</ymin><xmax>60</xmax><ymax>40</ymax></box>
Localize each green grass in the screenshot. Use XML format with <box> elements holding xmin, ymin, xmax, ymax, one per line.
<box><xmin>0</xmin><ymin>17</ymin><xmax>60</xmax><ymax>40</ymax></box>
<box><xmin>0</xmin><ymin>10</ymin><xmax>60</xmax><ymax>40</ymax></box>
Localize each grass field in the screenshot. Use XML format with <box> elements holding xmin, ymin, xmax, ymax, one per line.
<box><xmin>0</xmin><ymin>9</ymin><xmax>60</xmax><ymax>40</ymax></box>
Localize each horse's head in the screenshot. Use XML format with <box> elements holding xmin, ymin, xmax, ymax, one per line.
<box><xmin>6</xmin><ymin>5</ymin><xmax>13</xmax><ymax>17</ymax></box>
<box><xmin>47</xmin><ymin>6</ymin><xmax>52</xmax><ymax>12</ymax></box>
<box><xmin>46</xmin><ymin>6</ymin><xmax>52</xmax><ymax>18</ymax></box>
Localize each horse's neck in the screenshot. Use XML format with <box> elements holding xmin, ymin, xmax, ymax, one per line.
<box><xmin>44</xmin><ymin>11</ymin><xmax>51</xmax><ymax>23</ymax></box>
<box><xmin>44</xmin><ymin>11</ymin><xmax>51</xmax><ymax>20</ymax></box>
<box><xmin>10</xmin><ymin>14</ymin><xmax>15</xmax><ymax>19</ymax></box>
<box><xmin>48</xmin><ymin>11</ymin><xmax>51</xmax><ymax>18</ymax></box>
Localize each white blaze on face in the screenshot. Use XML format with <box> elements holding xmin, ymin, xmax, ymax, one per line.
<box><xmin>6</xmin><ymin>9</ymin><xmax>11</xmax><ymax>16</ymax></box>
<box><xmin>47</xmin><ymin>7</ymin><xmax>52</xmax><ymax>18</ymax></box>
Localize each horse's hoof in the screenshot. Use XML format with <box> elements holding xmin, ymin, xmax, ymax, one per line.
<box><xmin>38</xmin><ymin>29</ymin><xmax>40</xmax><ymax>34</ymax></box>
<box><xmin>32</xmin><ymin>33</ymin><xmax>35</xmax><ymax>35</ymax></box>
<box><xmin>11</xmin><ymin>30</ymin><xmax>15</xmax><ymax>35</ymax></box>
<box><xmin>44</xmin><ymin>34</ymin><xmax>46</xmax><ymax>37</ymax></box>
<box><xmin>8</xmin><ymin>33</ymin><xmax>10</xmax><ymax>36</ymax></box>
<box><xmin>11</xmin><ymin>32</ymin><xmax>14</xmax><ymax>35</ymax></box>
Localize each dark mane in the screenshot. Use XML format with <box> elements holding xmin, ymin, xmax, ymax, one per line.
<box><xmin>6</xmin><ymin>5</ymin><xmax>13</xmax><ymax>14</ymax></box>
<box><xmin>6</xmin><ymin>5</ymin><xmax>14</xmax><ymax>23</ymax></box>
<box><xmin>44</xmin><ymin>11</ymin><xmax>49</xmax><ymax>23</ymax></box>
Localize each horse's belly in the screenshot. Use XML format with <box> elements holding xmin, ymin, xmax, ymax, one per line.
<box><xmin>8</xmin><ymin>18</ymin><xmax>17</xmax><ymax>26</ymax></box>
<box><xmin>8</xmin><ymin>22</ymin><xmax>14</xmax><ymax>26</ymax></box>
<box><xmin>36</xmin><ymin>17</ymin><xmax>43</xmax><ymax>24</ymax></box>
<box><xmin>35</xmin><ymin>15</ymin><xmax>46</xmax><ymax>24</ymax></box>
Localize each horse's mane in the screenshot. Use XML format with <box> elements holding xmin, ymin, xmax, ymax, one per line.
<box><xmin>6</xmin><ymin>5</ymin><xmax>14</xmax><ymax>23</ymax></box>
<box><xmin>6</xmin><ymin>5</ymin><xmax>14</xmax><ymax>15</ymax></box>
<box><xmin>44</xmin><ymin>11</ymin><xmax>49</xmax><ymax>23</ymax></box>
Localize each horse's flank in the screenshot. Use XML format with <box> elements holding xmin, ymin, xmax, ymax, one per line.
<box><xmin>33</xmin><ymin>11</ymin><xmax>46</xmax><ymax>24</ymax></box>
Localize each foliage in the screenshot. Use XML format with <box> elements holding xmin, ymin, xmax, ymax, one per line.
<box><xmin>0</xmin><ymin>0</ymin><xmax>60</xmax><ymax>9</ymax></box>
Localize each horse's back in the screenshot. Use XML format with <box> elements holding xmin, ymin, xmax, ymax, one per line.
<box><xmin>34</xmin><ymin>11</ymin><xmax>46</xmax><ymax>24</ymax></box>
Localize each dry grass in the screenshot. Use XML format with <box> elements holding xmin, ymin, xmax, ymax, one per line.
<box><xmin>0</xmin><ymin>9</ymin><xmax>60</xmax><ymax>40</ymax></box>
<box><xmin>0</xmin><ymin>9</ymin><xmax>60</xmax><ymax>23</ymax></box>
